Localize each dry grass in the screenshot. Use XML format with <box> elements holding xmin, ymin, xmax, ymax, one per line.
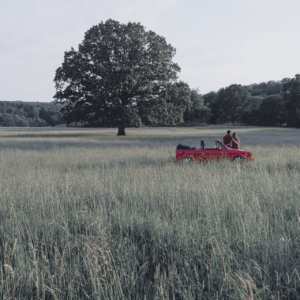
<box><xmin>1</xmin><ymin>126</ymin><xmax>300</xmax><ymax>299</ymax></box>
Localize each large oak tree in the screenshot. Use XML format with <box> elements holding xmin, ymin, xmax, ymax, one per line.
<box><xmin>54</xmin><ymin>19</ymin><xmax>180</xmax><ymax>135</ymax></box>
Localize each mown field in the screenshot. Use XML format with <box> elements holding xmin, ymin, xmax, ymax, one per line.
<box><xmin>1</xmin><ymin>126</ymin><xmax>300</xmax><ymax>299</ymax></box>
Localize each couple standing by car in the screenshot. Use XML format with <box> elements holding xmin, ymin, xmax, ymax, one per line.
<box><xmin>223</xmin><ymin>130</ymin><xmax>240</xmax><ymax>149</ymax></box>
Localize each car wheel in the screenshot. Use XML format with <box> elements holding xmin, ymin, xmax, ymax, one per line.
<box><xmin>233</xmin><ymin>156</ymin><xmax>245</xmax><ymax>163</ymax></box>
<box><xmin>181</xmin><ymin>157</ymin><xmax>194</xmax><ymax>164</ymax></box>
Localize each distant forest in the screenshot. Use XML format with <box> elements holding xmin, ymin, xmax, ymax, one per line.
<box><xmin>203</xmin><ymin>75</ymin><xmax>300</xmax><ymax>127</ymax></box>
<box><xmin>0</xmin><ymin>101</ymin><xmax>65</xmax><ymax>127</ymax></box>
<box><xmin>1</xmin><ymin>75</ymin><xmax>299</xmax><ymax>127</ymax></box>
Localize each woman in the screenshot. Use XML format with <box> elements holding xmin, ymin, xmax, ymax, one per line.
<box><xmin>231</xmin><ymin>132</ymin><xmax>240</xmax><ymax>149</ymax></box>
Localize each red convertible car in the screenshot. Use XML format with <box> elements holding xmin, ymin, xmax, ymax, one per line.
<box><xmin>176</xmin><ymin>140</ymin><xmax>254</xmax><ymax>163</ymax></box>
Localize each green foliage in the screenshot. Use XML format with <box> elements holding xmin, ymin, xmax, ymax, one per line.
<box><xmin>202</xmin><ymin>91</ymin><xmax>217</xmax><ymax>105</ymax></box>
<box><xmin>143</xmin><ymin>81</ymin><xmax>191</xmax><ymax>125</ymax></box>
<box><xmin>246</xmin><ymin>80</ymin><xmax>282</xmax><ymax>97</ymax></box>
<box><xmin>210</xmin><ymin>84</ymin><xmax>250</xmax><ymax>124</ymax></box>
<box><xmin>184</xmin><ymin>89</ymin><xmax>211</xmax><ymax>124</ymax></box>
<box><xmin>0</xmin><ymin>101</ymin><xmax>65</xmax><ymax>127</ymax></box>
<box><xmin>258</xmin><ymin>95</ymin><xmax>285</xmax><ymax>126</ymax></box>
<box><xmin>204</xmin><ymin>76</ymin><xmax>298</xmax><ymax>126</ymax></box>
<box><xmin>281</xmin><ymin>74</ymin><xmax>300</xmax><ymax>127</ymax></box>
<box><xmin>54</xmin><ymin>19</ymin><xmax>181</xmax><ymax>134</ymax></box>
<box><xmin>240</xmin><ymin>96</ymin><xmax>263</xmax><ymax>125</ymax></box>
<box><xmin>3</xmin><ymin>114</ymin><xmax>16</xmax><ymax>126</ymax></box>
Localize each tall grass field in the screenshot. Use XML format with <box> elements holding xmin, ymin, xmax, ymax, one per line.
<box><xmin>1</xmin><ymin>126</ymin><xmax>300</xmax><ymax>299</ymax></box>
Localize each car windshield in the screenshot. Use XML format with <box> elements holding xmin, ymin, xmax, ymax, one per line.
<box><xmin>215</xmin><ymin>140</ymin><xmax>227</xmax><ymax>150</ymax></box>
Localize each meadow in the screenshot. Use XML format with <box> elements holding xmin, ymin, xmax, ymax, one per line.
<box><xmin>1</xmin><ymin>125</ymin><xmax>300</xmax><ymax>299</ymax></box>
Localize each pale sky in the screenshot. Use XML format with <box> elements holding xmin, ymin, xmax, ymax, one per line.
<box><xmin>1</xmin><ymin>0</ymin><xmax>299</xmax><ymax>102</ymax></box>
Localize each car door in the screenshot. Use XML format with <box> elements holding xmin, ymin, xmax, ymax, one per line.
<box><xmin>215</xmin><ymin>141</ymin><xmax>229</xmax><ymax>161</ymax></box>
<box><xmin>195</xmin><ymin>149</ymin><xmax>206</xmax><ymax>162</ymax></box>
<box><xmin>203</xmin><ymin>148</ymin><xmax>222</xmax><ymax>161</ymax></box>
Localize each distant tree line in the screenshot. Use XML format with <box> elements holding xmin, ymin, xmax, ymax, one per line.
<box><xmin>0</xmin><ymin>101</ymin><xmax>65</xmax><ymax>127</ymax></box>
<box><xmin>0</xmin><ymin>84</ymin><xmax>211</xmax><ymax>128</ymax></box>
<box><xmin>203</xmin><ymin>74</ymin><xmax>300</xmax><ymax>127</ymax></box>
<box><xmin>3</xmin><ymin>74</ymin><xmax>300</xmax><ymax>128</ymax></box>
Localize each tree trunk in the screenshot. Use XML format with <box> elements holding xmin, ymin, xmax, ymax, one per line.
<box><xmin>117</xmin><ymin>126</ymin><xmax>126</xmax><ymax>136</ymax></box>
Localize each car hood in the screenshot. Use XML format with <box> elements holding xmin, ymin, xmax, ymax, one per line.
<box><xmin>230</xmin><ymin>149</ymin><xmax>251</xmax><ymax>154</ymax></box>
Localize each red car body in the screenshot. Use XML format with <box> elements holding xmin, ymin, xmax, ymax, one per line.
<box><xmin>175</xmin><ymin>140</ymin><xmax>254</xmax><ymax>163</ymax></box>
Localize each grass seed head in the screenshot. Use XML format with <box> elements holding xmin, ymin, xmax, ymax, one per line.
<box><xmin>246</xmin><ymin>280</ymin><xmax>253</xmax><ymax>300</ymax></box>
<box><xmin>221</xmin><ymin>257</ymin><xmax>226</xmax><ymax>279</ymax></box>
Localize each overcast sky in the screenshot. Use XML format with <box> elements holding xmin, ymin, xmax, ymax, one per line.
<box><xmin>1</xmin><ymin>0</ymin><xmax>300</xmax><ymax>102</ymax></box>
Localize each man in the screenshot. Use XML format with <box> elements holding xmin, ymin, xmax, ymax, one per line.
<box><xmin>223</xmin><ymin>130</ymin><xmax>233</xmax><ymax>147</ymax></box>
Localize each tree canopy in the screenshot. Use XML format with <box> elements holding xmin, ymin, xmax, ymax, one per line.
<box><xmin>0</xmin><ymin>101</ymin><xmax>65</xmax><ymax>127</ymax></box>
<box><xmin>258</xmin><ymin>95</ymin><xmax>285</xmax><ymax>126</ymax></box>
<box><xmin>210</xmin><ymin>84</ymin><xmax>250</xmax><ymax>124</ymax></box>
<box><xmin>184</xmin><ymin>89</ymin><xmax>211</xmax><ymax>124</ymax></box>
<box><xmin>54</xmin><ymin>19</ymin><xmax>181</xmax><ymax>135</ymax></box>
<box><xmin>281</xmin><ymin>74</ymin><xmax>300</xmax><ymax>127</ymax></box>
